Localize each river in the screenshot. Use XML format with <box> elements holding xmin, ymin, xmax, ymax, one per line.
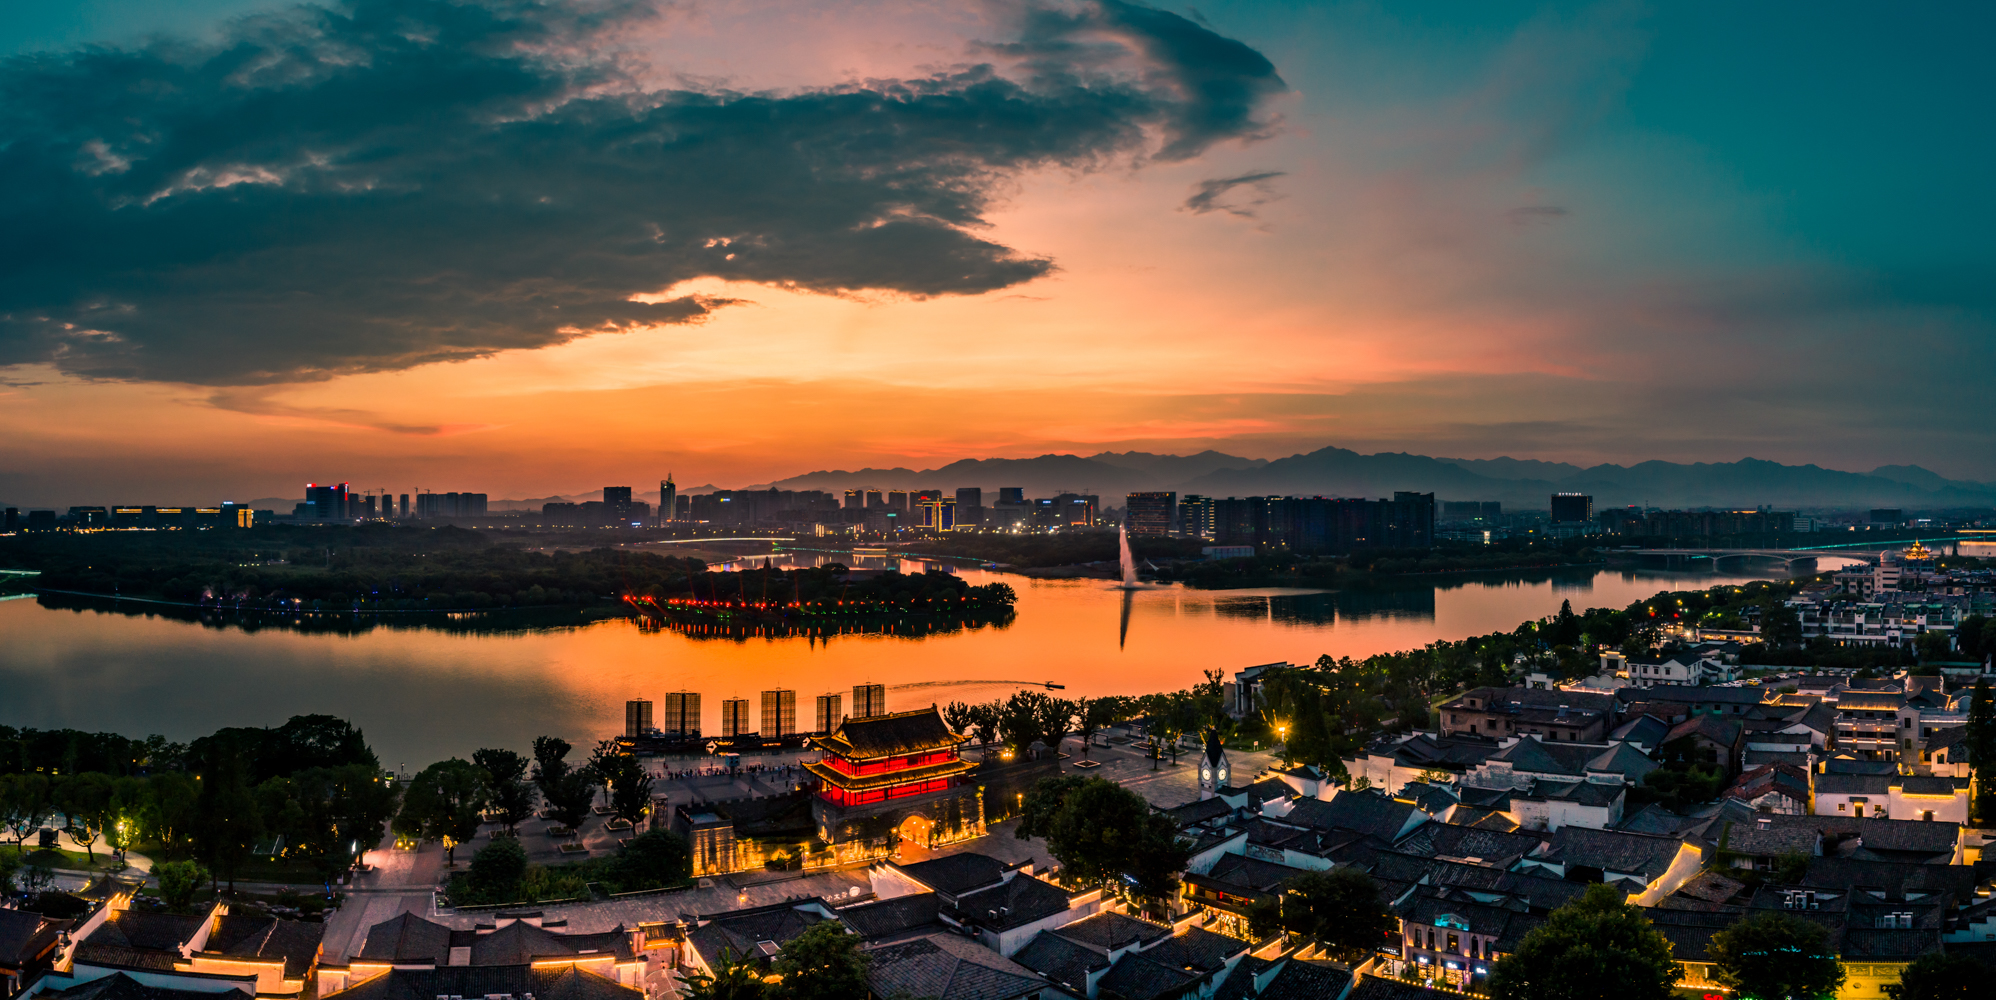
<box><xmin>1</xmin><ymin>549</ymin><xmax>1861</xmax><ymax>768</ymax></box>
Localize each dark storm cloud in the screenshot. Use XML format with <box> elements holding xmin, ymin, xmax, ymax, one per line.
<box><xmin>0</xmin><ymin>0</ymin><xmax>1283</xmax><ymax>385</ymax></box>
<box><xmin>1183</xmin><ymin>170</ymin><xmax>1284</xmax><ymax>217</ymax></box>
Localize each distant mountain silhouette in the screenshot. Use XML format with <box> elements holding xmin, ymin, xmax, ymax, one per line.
<box><xmin>757</xmin><ymin>446</ymin><xmax>1996</xmax><ymax>510</ymax></box>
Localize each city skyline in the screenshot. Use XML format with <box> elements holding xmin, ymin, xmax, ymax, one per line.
<box><xmin>3</xmin><ymin>1</ymin><xmax>1992</xmax><ymax>503</ymax></box>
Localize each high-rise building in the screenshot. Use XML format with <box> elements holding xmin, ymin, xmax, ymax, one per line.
<box><xmin>1550</xmin><ymin>493</ymin><xmax>1594</xmax><ymax>524</ymax></box>
<box><xmin>954</xmin><ymin>488</ymin><xmax>983</xmax><ymax>528</ymax></box>
<box><xmin>3</xmin><ymin>508</ymin><xmax>15</xmax><ymax>531</ymax></box>
<box><xmin>814</xmin><ymin>693</ymin><xmax>843</xmax><ymax>735</ymax></box>
<box><xmin>844</xmin><ymin>489</ymin><xmax>864</xmax><ymax>509</ymax></box>
<box><xmin>886</xmin><ymin>490</ymin><xmax>911</xmax><ymax>512</ymax></box>
<box><xmin>1180</xmin><ymin>495</ymin><xmax>1216</xmax><ymax>539</ymax></box>
<box><xmin>761</xmin><ymin>689</ymin><xmax>797</xmax><ymax>738</ymax></box>
<box><xmin>661</xmin><ymin>691</ymin><xmax>701</xmax><ymax>736</ymax></box>
<box><xmin>864</xmin><ymin>490</ymin><xmax>885</xmax><ymax>508</ymax></box>
<box><xmin>852</xmin><ymin>683</ymin><xmax>887</xmax><ymax>719</ymax></box>
<box><xmin>625</xmin><ymin>700</ymin><xmax>653</xmax><ymax>738</ymax></box>
<box><xmin>997</xmin><ymin>487</ymin><xmax>1025</xmax><ymax>505</ymax></box>
<box><xmin>721</xmin><ymin>698</ymin><xmax>751</xmax><ymax>737</ymax></box>
<box><xmin>918</xmin><ymin>496</ymin><xmax>955</xmax><ymax>530</ymax></box>
<box><xmin>399</xmin><ymin>494</ymin><xmax>410</xmax><ymax>518</ymax></box>
<box><xmin>660</xmin><ymin>476</ymin><xmax>677</xmax><ymax>525</ymax></box>
<box><xmin>304</xmin><ymin>482</ymin><xmax>348</xmax><ymax>520</ymax></box>
<box><xmin>415</xmin><ymin>492</ymin><xmax>487</xmax><ymax>518</ymax></box>
<box><xmin>604</xmin><ymin>486</ymin><xmax>635</xmax><ymax>525</ymax></box>
<box><xmin>1125</xmin><ymin>492</ymin><xmax>1177</xmax><ymax>535</ymax></box>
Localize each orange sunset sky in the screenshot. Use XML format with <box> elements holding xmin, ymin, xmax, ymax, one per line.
<box><xmin>3</xmin><ymin>0</ymin><xmax>1992</xmax><ymax>506</ymax></box>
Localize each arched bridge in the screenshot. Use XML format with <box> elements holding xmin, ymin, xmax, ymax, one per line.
<box><xmin>1609</xmin><ymin>549</ymin><xmax>1831</xmax><ymax>573</ymax></box>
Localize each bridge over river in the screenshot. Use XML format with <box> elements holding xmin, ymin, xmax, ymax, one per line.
<box><xmin>1606</xmin><ymin>535</ymin><xmax>1982</xmax><ymax>575</ymax></box>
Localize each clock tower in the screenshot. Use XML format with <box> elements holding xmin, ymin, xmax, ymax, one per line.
<box><xmin>1198</xmin><ymin>728</ymin><xmax>1230</xmax><ymax>800</ymax></box>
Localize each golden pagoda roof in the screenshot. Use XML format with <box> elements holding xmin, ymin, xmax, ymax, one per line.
<box><xmin>812</xmin><ymin>706</ymin><xmax>966</xmax><ymax>761</ymax></box>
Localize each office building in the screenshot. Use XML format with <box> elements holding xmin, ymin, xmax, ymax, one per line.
<box><xmin>603</xmin><ymin>486</ymin><xmax>634</xmax><ymax>524</ymax></box>
<box><xmin>625</xmin><ymin>700</ymin><xmax>653</xmax><ymax>738</ymax></box>
<box><xmin>997</xmin><ymin>487</ymin><xmax>1024</xmax><ymax>505</ymax></box>
<box><xmin>1550</xmin><ymin>493</ymin><xmax>1593</xmax><ymax>524</ymax></box>
<box><xmin>1125</xmin><ymin>491</ymin><xmax>1177</xmax><ymax>535</ymax></box>
<box><xmin>814</xmin><ymin>693</ymin><xmax>843</xmax><ymax>735</ymax></box>
<box><xmin>1208</xmin><ymin>493</ymin><xmax>1434</xmax><ymax>552</ymax></box>
<box><xmin>953</xmin><ymin>487</ymin><xmax>983</xmax><ymax>527</ymax></box>
<box><xmin>304</xmin><ymin>482</ymin><xmax>349</xmax><ymax>519</ymax></box>
<box><xmin>1179</xmin><ymin>495</ymin><xmax>1216</xmax><ymax>539</ymax></box>
<box><xmin>26</xmin><ymin>510</ymin><xmax>56</xmax><ymax>532</ymax></box>
<box><xmin>886</xmin><ymin>490</ymin><xmax>911</xmax><ymax>512</ymax></box>
<box><xmin>852</xmin><ymin>683</ymin><xmax>887</xmax><ymax>719</ymax></box>
<box><xmin>1870</xmin><ymin>508</ymin><xmax>1904</xmax><ymax>526</ymax></box>
<box><xmin>761</xmin><ymin>689</ymin><xmax>797</xmax><ymax>739</ymax></box>
<box><xmin>661</xmin><ymin>691</ymin><xmax>701</xmax><ymax>736</ymax></box>
<box><xmin>398</xmin><ymin>494</ymin><xmax>409</xmax><ymax>518</ymax></box>
<box><xmin>2</xmin><ymin>508</ymin><xmax>15</xmax><ymax>531</ymax></box>
<box><xmin>414</xmin><ymin>492</ymin><xmax>488</xmax><ymax>519</ymax></box>
<box><xmin>659</xmin><ymin>476</ymin><xmax>677</xmax><ymax>525</ymax></box>
<box><xmin>917</xmin><ymin>496</ymin><xmax>955</xmax><ymax>530</ymax></box>
<box><xmin>720</xmin><ymin>698</ymin><xmax>751</xmax><ymax>738</ymax></box>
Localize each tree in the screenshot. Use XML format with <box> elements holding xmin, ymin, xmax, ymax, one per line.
<box><xmin>1487</xmin><ymin>883</ymin><xmax>1683</xmax><ymax>1000</ymax></box>
<box><xmin>1884</xmin><ymin>951</ymin><xmax>1983</xmax><ymax>1000</ymax></box>
<box><xmin>394</xmin><ymin>759</ymin><xmax>487</xmax><ymax>866</ymax></box>
<box><xmin>53</xmin><ymin>772</ymin><xmax>114</xmax><ymax>861</ymax></box>
<box><xmin>154</xmin><ymin>859</ymin><xmax>207</xmax><ymax>911</ymax></box>
<box><xmin>193</xmin><ymin>738</ymin><xmax>265</xmax><ymax>892</ymax></box>
<box><xmin>1015</xmin><ymin>777</ymin><xmax>1188</xmax><ymax>907</ymax></box>
<box><xmin>1277</xmin><ymin>868</ymin><xmax>1396</xmax><ymax>962</ymax></box>
<box><xmin>590</xmin><ymin>740</ymin><xmax>654</xmax><ymax>826</ymax></box>
<box><xmin>532</xmin><ymin>737</ymin><xmax>597</xmax><ymax>830</ymax></box>
<box><xmin>1015</xmin><ymin>775</ymin><xmax>1088</xmax><ymax>839</ymax></box>
<box><xmin>467</xmin><ymin>837</ymin><xmax>528</xmax><ymax>900</ymax></box>
<box><xmin>138</xmin><ymin>771</ymin><xmax>200</xmax><ymax>859</ymax></box>
<box><xmin>1760</xmin><ymin>600</ymin><xmax>1803</xmax><ymax>650</ymax></box>
<box><xmin>770</xmin><ymin>920</ymin><xmax>871</xmax><ymax>1000</ymax></box>
<box><xmin>261</xmin><ymin>764</ymin><xmax>399</xmax><ymax>889</ymax></box>
<box><xmin>1708</xmin><ymin>911</ymin><xmax>1846</xmax><ymax>1000</ymax></box>
<box><xmin>0</xmin><ymin>850</ymin><xmax>18</xmax><ymax>895</ymax></box>
<box><xmin>680</xmin><ymin>949</ymin><xmax>769</xmax><ymax>1000</ymax></box>
<box><xmin>0</xmin><ymin>773</ymin><xmax>52</xmax><ymax>853</ymax></box>
<box><xmin>609</xmin><ymin>829</ymin><xmax>692</xmax><ymax>890</ymax></box>
<box><xmin>1075</xmin><ymin>698</ymin><xmax>1110</xmax><ymax>758</ymax></box>
<box><xmin>472</xmin><ymin>748</ymin><xmax>536</xmax><ymax>834</ymax></box>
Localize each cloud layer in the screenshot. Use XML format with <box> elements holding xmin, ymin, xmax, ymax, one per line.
<box><xmin>0</xmin><ymin>0</ymin><xmax>1283</xmax><ymax>384</ymax></box>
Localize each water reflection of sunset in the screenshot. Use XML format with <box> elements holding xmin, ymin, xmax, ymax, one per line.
<box><xmin>1</xmin><ymin>566</ymin><xmax>1791</xmax><ymax>765</ymax></box>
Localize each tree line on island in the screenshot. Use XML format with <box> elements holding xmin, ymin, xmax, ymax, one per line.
<box><xmin>3</xmin><ymin>525</ymin><xmax>1014</xmax><ymax>616</ymax></box>
<box><xmin>0</xmin><ymin>716</ymin><xmax>691</xmax><ymax>913</ymax></box>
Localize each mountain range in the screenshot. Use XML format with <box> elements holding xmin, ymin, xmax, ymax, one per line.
<box><xmin>750</xmin><ymin>447</ymin><xmax>1996</xmax><ymax>511</ymax></box>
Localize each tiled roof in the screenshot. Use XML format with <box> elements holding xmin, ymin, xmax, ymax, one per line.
<box><xmin>1011</xmin><ymin>929</ymin><xmax>1108</xmax><ymax>992</ymax></box>
<box><xmin>686</xmin><ymin>902</ymin><xmax>827</xmax><ymax>968</ymax></box>
<box><xmin>1044</xmin><ymin>911</ymin><xmax>1170</xmax><ymax>952</ymax></box>
<box><xmin>865</xmin><ymin>934</ymin><xmax>1045</xmax><ymax>1000</ymax></box>
<box><xmin>1346</xmin><ymin>977</ymin><xmax>1462</xmax><ymax>1000</ymax></box>
<box><xmin>205</xmin><ymin>914</ymin><xmax>325</xmax><ymax>978</ymax></box>
<box><xmin>949</xmin><ymin>874</ymin><xmax>1074</xmax><ymax>932</ymax></box>
<box><xmin>1203</xmin><ymin>854</ymin><xmax>1309</xmax><ymax>894</ymax></box>
<box><xmin>86</xmin><ymin>911</ymin><xmax>205</xmax><ymax>953</ymax></box>
<box><xmin>1816</xmin><ymin>772</ymin><xmax>1892</xmax><ymax>795</ymax></box>
<box><xmin>1926</xmin><ymin>725</ymin><xmax>1968</xmax><ymax>752</ymax></box>
<box><xmin>894</xmin><ymin>853</ymin><xmax>1013</xmax><ymax>897</ymax></box>
<box><xmin>324</xmin><ymin>965</ymin><xmax>639</xmax><ymax>1000</ymax></box>
<box><xmin>1664</xmin><ymin>714</ymin><xmax>1743</xmax><ymax>747</ymax></box>
<box><xmin>1254</xmin><ymin>959</ymin><xmax>1355</xmax><ymax>1000</ymax></box>
<box><xmin>835</xmin><ymin>893</ymin><xmax>942</xmax><ymax>942</ymax></box>
<box><xmin>356</xmin><ymin>912</ymin><xmax>453</xmax><ymax>963</ymax></box>
<box><xmin>1897</xmin><ymin>776</ymin><xmax>1966</xmax><ymax>796</ymax></box>
<box><xmin>0</xmin><ymin>909</ymin><xmax>64</xmax><ymax>967</ymax></box>
<box><xmin>1282</xmin><ymin>791</ymin><xmax>1421</xmax><ymax>842</ymax></box>
<box><xmin>815</xmin><ymin>707</ymin><xmax>965</xmax><ymax>760</ymax></box>
<box><xmin>39</xmin><ymin>972</ymin><xmax>241</xmax><ymax>1000</ymax></box>
<box><xmin>469</xmin><ymin>921</ymin><xmax>632</xmax><ymax>966</ymax></box>
<box><xmin>1540</xmin><ymin>827</ymin><xmax>1683</xmax><ymax>881</ymax></box>
<box><xmin>1094</xmin><ymin>951</ymin><xmax>1201</xmax><ymax>1000</ymax></box>
<box><xmin>1721</xmin><ymin>820</ymin><xmax>1820</xmax><ymax>858</ymax></box>
<box><xmin>1391</xmin><ymin>823</ymin><xmax>1544</xmax><ymax>867</ymax></box>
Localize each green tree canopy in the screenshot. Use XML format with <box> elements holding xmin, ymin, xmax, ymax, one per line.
<box><xmin>532</xmin><ymin>737</ymin><xmax>597</xmax><ymax>831</ymax></box>
<box><xmin>154</xmin><ymin>859</ymin><xmax>207</xmax><ymax>911</ymax></box>
<box><xmin>1487</xmin><ymin>884</ymin><xmax>1683</xmax><ymax>1000</ymax></box>
<box><xmin>467</xmin><ymin>837</ymin><xmax>528</xmax><ymax>900</ymax></box>
<box><xmin>193</xmin><ymin>737</ymin><xmax>265</xmax><ymax>891</ymax></box>
<box><xmin>1708</xmin><ymin>912</ymin><xmax>1846</xmax><ymax>1000</ymax></box>
<box><xmin>472</xmin><ymin>748</ymin><xmax>536</xmax><ymax>833</ymax></box>
<box><xmin>1014</xmin><ymin>776</ymin><xmax>1188</xmax><ymax>906</ymax></box>
<box><xmin>394</xmin><ymin>759</ymin><xmax>488</xmax><ymax>866</ymax></box>
<box><xmin>680</xmin><ymin>949</ymin><xmax>769</xmax><ymax>1000</ymax></box>
<box><xmin>1884</xmin><ymin>951</ymin><xmax>1984</xmax><ymax>1000</ymax></box>
<box><xmin>1276</xmin><ymin>868</ymin><xmax>1397</xmax><ymax>963</ymax></box>
<box><xmin>589</xmin><ymin>741</ymin><xmax>654</xmax><ymax>826</ymax></box>
<box><xmin>770</xmin><ymin>920</ymin><xmax>870</xmax><ymax>1000</ymax></box>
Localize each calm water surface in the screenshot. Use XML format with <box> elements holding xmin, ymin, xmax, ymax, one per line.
<box><xmin>0</xmin><ymin>551</ymin><xmax>1850</xmax><ymax>768</ymax></box>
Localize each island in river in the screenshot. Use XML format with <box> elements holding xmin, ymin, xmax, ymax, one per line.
<box><xmin>0</xmin><ymin>525</ymin><xmax>1016</xmax><ymax>624</ymax></box>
